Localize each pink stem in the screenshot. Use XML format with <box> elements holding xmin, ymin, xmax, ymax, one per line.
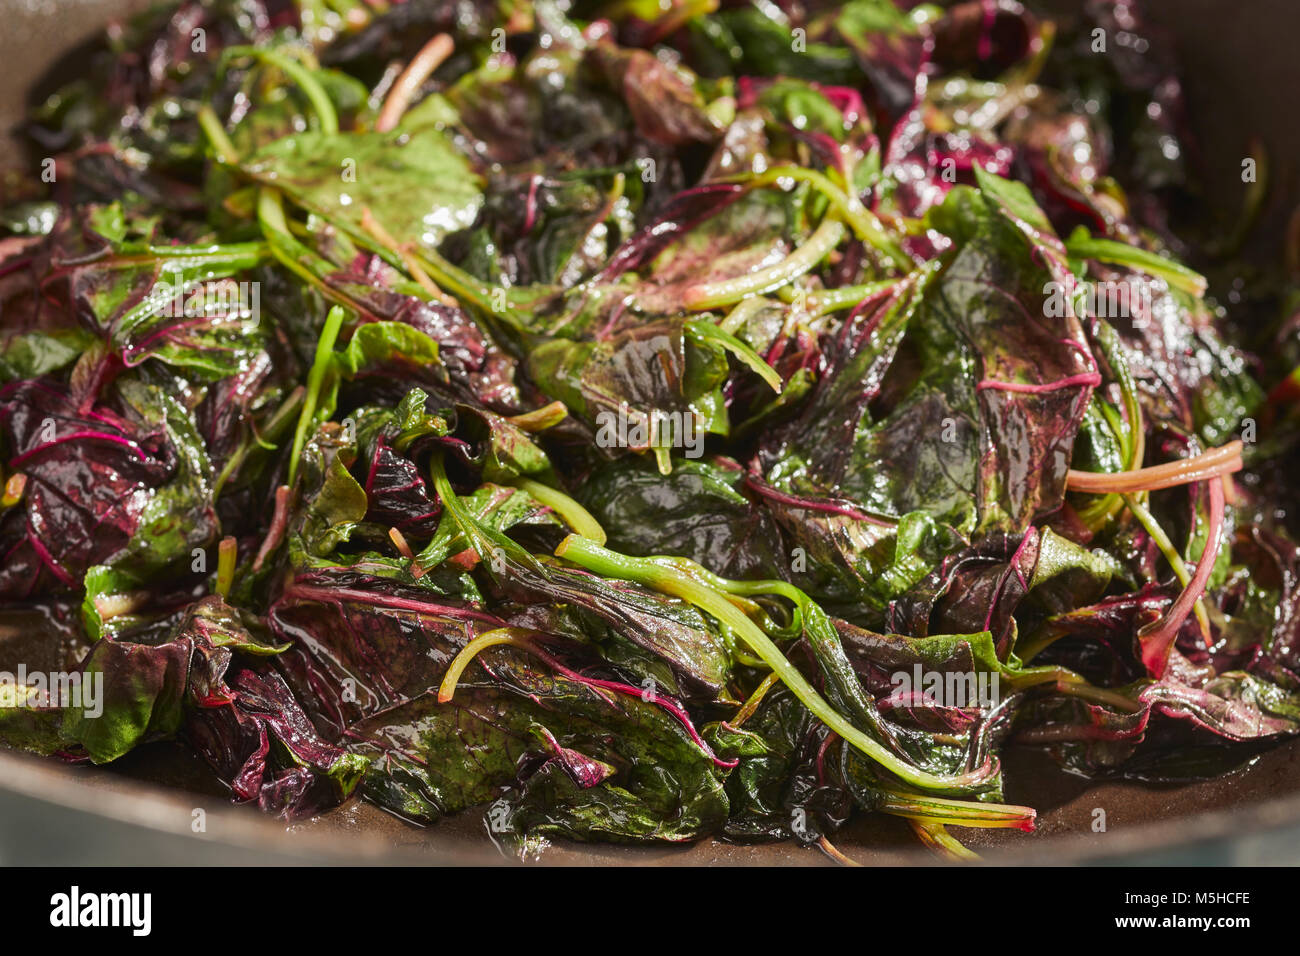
<box><xmin>282</xmin><ymin>581</ymin><xmax>506</xmax><ymax>626</ymax></box>
<box><xmin>1139</xmin><ymin>477</ymin><xmax>1225</xmax><ymax>675</ymax></box>
<box><xmin>10</xmin><ymin>431</ymin><xmax>146</xmax><ymax>466</ymax></box>
<box><xmin>976</xmin><ymin>372</ymin><xmax>1102</xmax><ymax>394</ymax></box>
<box><xmin>26</xmin><ymin>531</ymin><xmax>76</xmax><ymax>587</ymax></box>
<box><xmin>252</xmin><ymin>485</ymin><xmax>292</xmax><ymax>572</ymax></box>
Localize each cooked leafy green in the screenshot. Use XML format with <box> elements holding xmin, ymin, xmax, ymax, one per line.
<box><xmin>1</xmin><ymin>0</ymin><xmax>1298</xmax><ymax>863</ymax></box>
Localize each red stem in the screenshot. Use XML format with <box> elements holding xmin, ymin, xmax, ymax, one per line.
<box><xmin>1139</xmin><ymin>477</ymin><xmax>1225</xmax><ymax>675</ymax></box>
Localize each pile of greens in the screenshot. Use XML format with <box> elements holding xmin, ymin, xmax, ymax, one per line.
<box><xmin>2</xmin><ymin>0</ymin><xmax>1300</xmax><ymax>861</ymax></box>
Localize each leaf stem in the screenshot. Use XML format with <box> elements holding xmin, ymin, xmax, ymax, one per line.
<box><xmin>1064</xmin><ymin>233</ymin><xmax>1207</xmax><ymax>298</ymax></box>
<box><xmin>510</xmin><ymin>477</ymin><xmax>607</xmax><ymax>545</ymax></box>
<box><xmin>256</xmin><ymin>187</ymin><xmax>361</xmax><ymax>313</ymax></box>
<box><xmin>817</xmin><ymin>834</ymin><xmax>863</xmax><ymax>867</ymax></box>
<box><xmin>0</xmin><ymin>473</ymin><xmax>26</xmax><ymax>510</ymax></box>
<box><xmin>878</xmin><ymin>789</ymin><xmax>1036</xmax><ymax>831</ymax></box>
<box><xmin>718</xmin><ymin>295</ymin><xmax>770</xmax><ymax>335</ymax></box>
<box><xmin>224</xmin><ymin>46</ymin><xmax>339</xmax><ymax>135</ymax></box>
<box><xmin>1123</xmin><ymin>493</ymin><xmax>1212</xmax><ymax>646</ymax></box>
<box><xmin>438</xmin><ymin>628</ymin><xmax>533</xmax><ymax>702</ymax></box>
<box><xmin>288</xmin><ymin>304</ymin><xmax>346</xmax><ymax>486</ymax></box>
<box><xmin>252</xmin><ymin>485</ymin><xmax>293</xmax><ymax>572</ymax></box>
<box><xmin>359</xmin><ymin>207</ymin><xmax>456</xmax><ymax>306</ymax></box>
<box><xmin>554</xmin><ymin>534</ymin><xmax>994</xmax><ymax>793</ymax></box>
<box><xmin>788</xmin><ymin>280</ymin><xmax>901</xmax><ymax>316</ymax></box>
<box><xmin>731</xmin><ymin>671</ymin><xmax>781</xmax><ymax>727</ymax></box>
<box><xmin>1138</xmin><ymin>477</ymin><xmax>1226</xmax><ymax>668</ymax></box>
<box><xmin>685</xmin><ymin>319</ymin><xmax>782</xmax><ymax>392</ymax></box>
<box><xmin>197</xmin><ymin>105</ymin><xmax>240</xmax><ymax>165</ymax></box>
<box><xmin>683</xmin><ymin>219</ymin><xmax>845</xmax><ymax>311</ymax></box>
<box><xmin>214</xmin><ymin>385</ymin><xmax>306</xmax><ymax>498</ymax></box>
<box><xmin>729</xmin><ymin>165</ymin><xmax>909</xmax><ymax>266</ymax></box>
<box><xmin>1066</xmin><ymin>441</ymin><xmax>1242</xmax><ymax>494</ymax></box>
<box><xmin>910</xmin><ymin>820</ymin><xmax>981</xmax><ymax>860</ymax></box>
<box><xmin>506</xmin><ymin>401</ymin><xmax>568</xmax><ymax>433</ymax></box>
<box><xmin>375</xmin><ymin>33</ymin><xmax>454</xmax><ymax>132</ymax></box>
<box><xmin>215</xmin><ymin>536</ymin><xmax>237</xmax><ymax>598</ymax></box>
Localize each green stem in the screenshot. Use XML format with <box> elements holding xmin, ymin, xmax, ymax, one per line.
<box><xmin>256</xmin><ymin>187</ymin><xmax>362</xmax><ymax>312</ymax></box>
<box><xmin>1122</xmin><ymin>493</ymin><xmax>1212</xmax><ymax>643</ymax></box>
<box><xmin>1015</xmin><ymin>625</ymin><xmax>1069</xmax><ymax>665</ymax></box>
<box><xmin>685</xmin><ymin>319</ymin><xmax>782</xmax><ymax>392</ymax></box>
<box><xmin>911</xmin><ymin>820</ymin><xmax>981</xmax><ymax>861</ymax></box>
<box><xmin>731</xmin><ymin>671</ymin><xmax>781</xmax><ymax>727</ymax></box>
<box><xmin>791</xmin><ymin>280</ymin><xmax>900</xmax><ymax>316</ymax></box>
<box><xmin>1002</xmin><ymin>665</ymin><xmax>1081</xmax><ymax>692</ymax></box>
<box><xmin>732</xmin><ymin>166</ymin><xmax>909</xmax><ymax>267</ymax></box>
<box><xmin>214</xmin><ymin>385</ymin><xmax>306</xmax><ymax>497</ymax></box>
<box><xmin>197</xmin><ymin>105</ymin><xmax>241</xmax><ymax>165</ymax></box>
<box><xmin>215</xmin><ymin>537</ymin><xmax>237</xmax><ymax>598</ymax></box>
<box><xmin>1065</xmin><ymin>234</ymin><xmax>1207</xmax><ymax>298</ymax></box>
<box><xmin>1091</xmin><ymin>320</ymin><xmax>1208</xmax><ymax>640</ymax></box>
<box><xmin>288</xmin><ymin>305</ymin><xmax>346</xmax><ymax>486</ymax></box>
<box><xmin>1078</xmin><ymin>320</ymin><xmax>1146</xmax><ymax>529</ymax></box>
<box><xmin>428</xmin><ymin>453</ymin><xmax>547</xmax><ymax>579</ymax></box>
<box><xmin>414</xmin><ymin>247</ymin><xmax>523</xmax><ymax>323</ymax></box>
<box><xmin>683</xmin><ymin>219</ymin><xmax>845</xmax><ymax>311</ymax></box>
<box><xmin>878</xmin><ymin>789</ymin><xmax>1035</xmax><ymax>831</ymax></box>
<box><xmin>1126</xmin><ymin>494</ymin><xmax>1191</xmax><ymax>588</ymax></box>
<box><xmin>94</xmin><ymin>243</ymin><xmax>268</xmax><ymax>274</ymax></box>
<box><xmin>1</xmin><ymin>473</ymin><xmax>26</xmax><ymax>510</ymax></box>
<box><xmin>554</xmin><ymin>534</ymin><xmax>993</xmax><ymax>793</ymax></box>
<box><xmin>506</xmin><ymin>401</ymin><xmax>568</xmax><ymax>433</ymax></box>
<box><xmin>319</xmin><ymin>212</ymin><xmax>528</xmax><ymax>328</ymax></box>
<box><xmin>718</xmin><ymin>295</ymin><xmax>770</xmax><ymax>335</ymax></box>
<box><xmin>107</xmin><ymin>249</ymin><xmax>271</xmax><ymax>339</ymax></box>
<box><xmin>637</xmin><ymin>557</ymin><xmax>811</xmax><ymax>639</ymax></box>
<box><xmin>224</xmin><ymin>47</ymin><xmax>339</xmax><ymax>134</ymax></box>
<box><xmin>1097</xmin><ymin>320</ymin><xmax>1146</xmax><ymax>473</ymax></box>
<box><xmin>257</xmin><ymin>187</ymin><xmax>327</xmax><ymax>288</ymax></box>
<box><xmin>1075</xmin><ymin>402</ymin><xmax>1128</xmax><ymax>530</ymax></box>
<box><xmin>143</xmin><ymin>242</ymin><xmax>267</xmax><ymax>265</ymax></box>
<box><xmin>510</xmin><ymin>477</ymin><xmax>607</xmax><ymax>545</ymax></box>
<box><xmin>438</xmin><ymin>628</ymin><xmax>533</xmax><ymax>702</ymax></box>
<box><xmin>1049</xmin><ymin>679</ymin><xmax>1145</xmax><ymax>713</ymax></box>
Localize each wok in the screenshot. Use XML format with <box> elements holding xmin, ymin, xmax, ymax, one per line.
<box><xmin>1</xmin><ymin>0</ymin><xmax>1299</xmax><ymax>866</ymax></box>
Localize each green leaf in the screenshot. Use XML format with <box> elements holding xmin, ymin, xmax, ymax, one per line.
<box><xmin>0</xmin><ymin>329</ymin><xmax>98</xmax><ymax>382</ymax></box>
<box><xmin>243</xmin><ymin>127</ymin><xmax>484</xmax><ymax>250</ymax></box>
